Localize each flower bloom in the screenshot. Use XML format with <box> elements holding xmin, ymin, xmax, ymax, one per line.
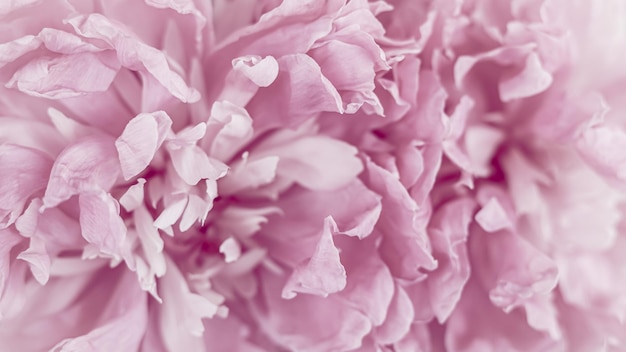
<box><xmin>1</xmin><ymin>0</ymin><xmax>625</xmax><ymax>351</ymax></box>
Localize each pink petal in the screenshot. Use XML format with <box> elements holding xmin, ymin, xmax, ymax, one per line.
<box><xmin>67</xmin><ymin>13</ymin><xmax>200</xmax><ymax>103</ymax></box>
<box><xmin>0</xmin><ymin>228</ymin><xmax>23</xmax><ymax>296</ymax></box>
<box><xmin>253</xmin><ymin>268</ymin><xmax>372</xmax><ymax>352</ymax></box>
<box><xmin>247</xmin><ymin>54</ymin><xmax>343</xmax><ymax>129</ymax></box>
<box><xmin>427</xmin><ymin>198</ymin><xmax>476</xmax><ymax>322</ymax></box>
<box><xmin>0</xmin><ymin>144</ymin><xmax>52</xmax><ymax>227</ymax></box>
<box><xmin>119</xmin><ymin>178</ymin><xmax>147</xmax><ymax>212</ymax></box>
<box><xmin>365</xmin><ymin>159</ymin><xmax>437</xmax><ymax>280</ymax></box>
<box><xmin>116</xmin><ymin>111</ymin><xmax>172</xmax><ymax>180</ymax></box>
<box><xmin>373</xmin><ymin>284</ymin><xmax>414</xmax><ymax>345</ymax></box>
<box><xmin>282</xmin><ymin>216</ymin><xmax>346</xmax><ymax>299</ymax></box>
<box><xmin>159</xmin><ymin>257</ymin><xmax>220</xmax><ymax>351</ymax></box>
<box><xmin>50</xmin><ymin>271</ymin><xmax>148</xmax><ymax>352</ymax></box>
<box><xmin>43</xmin><ymin>136</ymin><xmax>120</xmax><ymax>209</ymax></box>
<box><xmin>6</xmin><ymin>52</ymin><xmax>121</xmax><ymax>99</ymax></box>
<box><xmin>78</xmin><ymin>191</ymin><xmax>128</xmax><ymax>260</ymax></box>
<box><xmin>16</xmin><ymin>235</ymin><xmax>50</xmax><ymax>285</ymax></box>
<box><xmin>255</xmin><ymin>133</ymin><xmax>363</xmax><ymax>191</ymax></box>
<box><xmin>576</xmin><ymin>125</ymin><xmax>626</xmax><ymax>184</ymax></box>
<box><xmin>218</xmin><ymin>155</ymin><xmax>279</xmax><ymax>195</ymax></box>
<box><xmin>499</xmin><ymin>52</ymin><xmax>553</xmax><ymax>102</ymax></box>
<box><xmin>134</xmin><ymin>205</ymin><xmax>166</xmax><ymax>277</ymax></box>
<box><xmin>232</xmin><ymin>55</ymin><xmax>279</xmax><ymax>87</ymax></box>
<box><xmin>475</xmin><ymin>197</ymin><xmax>514</xmax><ymax>233</ymax></box>
<box><xmin>219</xmin><ymin>237</ymin><xmax>242</xmax><ymax>264</ymax></box>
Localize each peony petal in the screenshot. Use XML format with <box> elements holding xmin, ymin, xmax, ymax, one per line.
<box><xmin>159</xmin><ymin>257</ymin><xmax>219</xmax><ymax>352</ymax></box>
<box><xmin>67</xmin><ymin>13</ymin><xmax>200</xmax><ymax>103</ymax></box>
<box><xmin>254</xmin><ymin>132</ymin><xmax>363</xmax><ymax>191</ymax></box>
<box><xmin>116</xmin><ymin>111</ymin><xmax>172</xmax><ymax>180</ymax></box>
<box><xmin>475</xmin><ymin>197</ymin><xmax>514</xmax><ymax>233</ymax></box>
<box><xmin>168</xmin><ymin>145</ymin><xmax>229</xmax><ymax>185</ymax></box>
<box><xmin>247</xmin><ymin>54</ymin><xmax>343</xmax><ymax>129</ymax></box>
<box><xmin>576</xmin><ymin>125</ymin><xmax>626</xmax><ymax>184</ymax></box>
<box><xmin>253</xmin><ymin>268</ymin><xmax>372</xmax><ymax>352</ymax></box>
<box><xmin>499</xmin><ymin>52</ymin><xmax>553</xmax><ymax>102</ymax></box>
<box><xmin>282</xmin><ymin>216</ymin><xmax>346</xmax><ymax>299</ymax></box>
<box><xmin>50</xmin><ymin>270</ymin><xmax>148</xmax><ymax>352</ymax></box>
<box><xmin>373</xmin><ymin>284</ymin><xmax>414</xmax><ymax>345</ymax></box>
<box><xmin>6</xmin><ymin>51</ymin><xmax>120</xmax><ymax>99</ymax></box>
<box><xmin>78</xmin><ymin>191</ymin><xmax>128</xmax><ymax>260</ymax></box>
<box><xmin>16</xmin><ymin>235</ymin><xmax>50</xmax><ymax>285</ymax></box>
<box><xmin>365</xmin><ymin>158</ymin><xmax>437</xmax><ymax>280</ymax></box>
<box><xmin>218</xmin><ymin>155</ymin><xmax>279</xmax><ymax>195</ymax></box>
<box><xmin>232</xmin><ymin>55</ymin><xmax>279</xmax><ymax>87</ymax></box>
<box><xmin>427</xmin><ymin>198</ymin><xmax>476</xmax><ymax>323</ymax></box>
<box><xmin>119</xmin><ymin>178</ymin><xmax>147</xmax><ymax>212</ymax></box>
<box><xmin>219</xmin><ymin>237</ymin><xmax>242</xmax><ymax>264</ymax></box>
<box><xmin>0</xmin><ymin>144</ymin><xmax>52</xmax><ymax>227</ymax></box>
<box><xmin>43</xmin><ymin>136</ymin><xmax>120</xmax><ymax>209</ymax></box>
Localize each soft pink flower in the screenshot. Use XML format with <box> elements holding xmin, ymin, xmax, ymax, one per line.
<box><xmin>1</xmin><ymin>0</ymin><xmax>625</xmax><ymax>351</ymax></box>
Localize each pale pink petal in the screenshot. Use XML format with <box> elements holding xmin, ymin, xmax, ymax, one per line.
<box><xmin>232</xmin><ymin>55</ymin><xmax>279</xmax><ymax>87</ymax></box>
<box><xmin>427</xmin><ymin>198</ymin><xmax>476</xmax><ymax>323</ymax></box>
<box><xmin>154</xmin><ymin>195</ymin><xmax>188</xmax><ymax>230</ymax></box>
<box><xmin>67</xmin><ymin>13</ymin><xmax>200</xmax><ymax>103</ymax></box>
<box><xmin>16</xmin><ymin>235</ymin><xmax>50</xmax><ymax>285</ymax></box>
<box><xmin>253</xmin><ymin>268</ymin><xmax>372</xmax><ymax>352</ymax></box>
<box><xmin>116</xmin><ymin>111</ymin><xmax>172</xmax><ymax>180</ymax></box>
<box><xmin>475</xmin><ymin>197</ymin><xmax>514</xmax><ymax>233</ymax></box>
<box><xmin>0</xmin><ymin>144</ymin><xmax>52</xmax><ymax>227</ymax></box>
<box><xmin>219</xmin><ymin>237</ymin><xmax>242</xmax><ymax>264</ymax></box>
<box><xmin>159</xmin><ymin>257</ymin><xmax>219</xmax><ymax>352</ymax></box>
<box><xmin>50</xmin><ymin>271</ymin><xmax>148</xmax><ymax>352</ymax></box>
<box><xmin>255</xmin><ymin>132</ymin><xmax>363</xmax><ymax>191</ymax></box>
<box><xmin>373</xmin><ymin>284</ymin><xmax>414</xmax><ymax>345</ymax></box>
<box><xmin>365</xmin><ymin>159</ymin><xmax>437</xmax><ymax>280</ymax></box>
<box><xmin>499</xmin><ymin>52</ymin><xmax>553</xmax><ymax>102</ymax></box>
<box><xmin>0</xmin><ymin>0</ymin><xmax>40</xmax><ymax>16</ymax></box>
<box><xmin>168</xmin><ymin>145</ymin><xmax>229</xmax><ymax>185</ymax></box>
<box><xmin>218</xmin><ymin>155</ymin><xmax>279</xmax><ymax>195</ymax></box>
<box><xmin>472</xmin><ymin>228</ymin><xmax>559</xmax><ymax>314</ymax></box>
<box><xmin>134</xmin><ymin>205</ymin><xmax>166</xmax><ymax>277</ymax></box>
<box><xmin>282</xmin><ymin>216</ymin><xmax>346</xmax><ymax>299</ymax></box>
<box><xmin>336</xmin><ymin>238</ymin><xmax>395</xmax><ymax>327</ymax></box>
<box><xmin>576</xmin><ymin>125</ymin><xmax>626</xmax><ymax>184</ymax></box>
<box><xmin>78</xmin><ymin>191</ymin><xmax>128</xmax><ymax>260</ymax></box>
<box><xmin>247</xmin><ymin>54</ymin><xmax>343</xmax><ymax>129</ymax></box>
<box><xmin>204</xmin><ymin>100</ymin><xmax>254</xmax><ymax>161</ymax></box>
<box><xmin>119</xmin><ymin>178</ymin><xmax>147</xmax><ymax>212</ymax></box>
<box><xmin>6</xmin><ymin>52</ymin><xmax>121</xmax><ymax>99</ymax></box>
<box><xmin>43</xmin><ymin>136</ymin><xmax>120</xmax><ymax>209</ymax></box>
<box><xmin>0</xmin><ymin>228</ymin><xmax>23</xmax><ymax>296</ymax></box>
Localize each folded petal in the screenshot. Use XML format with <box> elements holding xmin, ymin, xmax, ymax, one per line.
<box><xmin>254</xmin><ymin>131</ymin><xmax>363</xmax><ymax>191</ymax></box>
<box><xmin>159</xmin><ymin>257</ymin><xmax>220</xmax><ymax>352</ymax></box>
<box><xmin>282</xmin><ymin>216</ymin><xmax>346</xmax><ymax>299</ymax></box>
<box><xmin>116</xmin><ymin>111</ymin><xmax>172</xmax><ymax>180</ymax></box>
<box><xmin>16</xmin><ymin>235</ymin><xmax>50</xmax><ymax>285</ymax></box>
<box><xmin>6</xmin><ymin>51</ymin><xmax>120</xmax><ymax>99</ymax></box>
<box><xmin>78</xmin><ymin>191</ymin><xmax>128</xmax><ymax>260</ymax></box>
<box><xmin>43</xmin><ymin>136</ymin><xmax>120</xmax><ymax>208</ymax></box>
<box><xmin>67</xmin><ymin>13</ymin><xmax>200</xmax><ymax>103</ymax></box>
<box><xmin>427</xmin><ymin>198</ymin><xmax>476</xmax><ymax>323</ymax></box>
<box><xmin>365</xmin><ymin>159</ymin><xmax>437</xmax><ymax>280</ymax></box>
<box><xmin>247</xmin><ymin>54</ymin><xmax>343</xmax><ymax>129</ymax></box>
<box><xmin>50</xmin><ymin>270</ymin><xmax>148</xmax><ymax>352</ymax></box>
<box><xmin>0</xmin><ymin>144</ymin><xmax>52</xmax><ymax>227</ymax></box>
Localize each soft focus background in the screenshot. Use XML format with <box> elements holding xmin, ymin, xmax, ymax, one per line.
<box><xmin>0</xmin><ymin>0</ymin><xmax>625</xmax><ymax>351</ymax></box>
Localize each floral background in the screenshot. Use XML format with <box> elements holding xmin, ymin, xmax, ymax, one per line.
<box><xmin>0</xmin><ymin>0</ymin><xmax>625</xmax><ymax>351</ymax></box>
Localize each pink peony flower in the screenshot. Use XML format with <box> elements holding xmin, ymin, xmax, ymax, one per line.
<box><xmin>1</xmin><ymin>0</ymin><xmax>625</xmax><ymax>351</ymax></box>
